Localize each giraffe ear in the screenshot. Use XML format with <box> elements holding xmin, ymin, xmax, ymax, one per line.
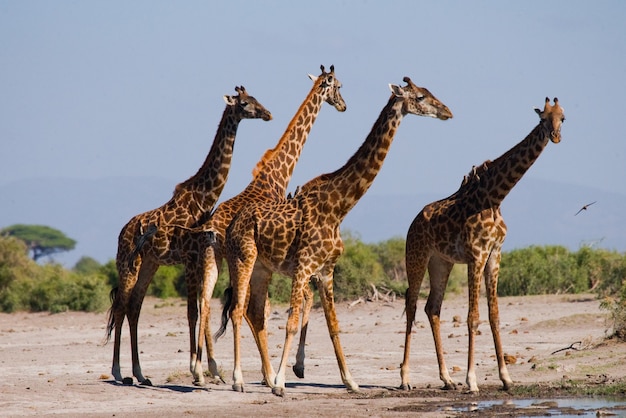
<box><xmin>534</xmin><ymin>107</ymin><xmax>542</xmax><ymax>116</ymax></box>
<box><xmin>308</xmin><ymin>74</ymin><xmax>318</xmax><ymax>82</ymax></box>
<box><xmin>223</xmin><ymin>95</ymin><xmax>237</xmax><ymax>105</ymax></box>
<box><xmin>389</xmin><ymin>84</ymin><xmax>404</xmax><ymax>97</ymax></box>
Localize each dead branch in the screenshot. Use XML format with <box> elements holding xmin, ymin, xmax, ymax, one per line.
<box><xmin>348</xmin><ymin>297</ymin><xmax>364</xmax><ymax>308</ymax></box>
<box><xmin>551</xmin><ymin>341</ymin><xmax>582</xmax><ymax>355</ymax></box>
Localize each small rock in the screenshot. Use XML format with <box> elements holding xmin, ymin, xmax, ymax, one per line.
<box><xmin>504</xmin><ymin>354</ymin><xmax>517</xmax><ymax>365</ymax></box>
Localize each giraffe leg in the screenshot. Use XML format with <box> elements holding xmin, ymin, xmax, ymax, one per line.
<box><xmin>228</xmin><ymin>244</ymin><xmax>257</xmax><ymax>393</ymax></box>
<box><xmin>111</xmin><ymin>307</ymin><xmax>125</xmax><ymax>382</ymax></box>
<box><xmin>245</xmin><ymin>262</ymin><xmax>276</xmax><ymax>387</ymax></box>
<box><xmin>203</xmin><ymin>252</ymin><xmax>223</xmax><ymax>384</ymax></box>
<box><xmin>293</xmin><ymin>283</ymin><xmax>314</xmax><ymax>379</ymax></box>
<box><xmin>201</xmin><ymin>300</ymin><xmax>222</xmax><ymax>384</ymax></box>
<box><xmin>466</xmin><ymin>260</ymin><xmax>486</xmax><ymax>393</ymax></box>
<box><xmin>128</xmin><ymin>261</ymin><xmax>159</xmax><ymax>386</ymax></box>
<box><xmin>425</xmin><ymin>256</ymin><xmax>456</xmax><ymax>390</ymax></box>
<box><xmin>110</xmin><ymin>282</ymin><xmax>131</xmax><ymax>383</ymax></box>
<box><xmin>400</xmin><ymin>249</ymin><xmax>429</xmax><ymax>390</ymax></box>
<box><xmin>192</xmin><ymin>247</ymin><xmax>222</xmax><ymax>386</ymax></box>
<box><xmin>315</xmin><ymin>271</ymin><xmax>359</xmax><ymax>394</ymax></box>
<box><xmin>484</xmin><ymin>249</ymin><xmax>513</xmax><ymax>390</ymax></box>
<box><xmin>272</xmin><ymin>271</ymin><xmax>308</xmax><ymax>397</ymax></box>
<box><xmin>189</xmin><ymin>257</ymin><xmax>205</xmax><ymax>385</ymax></box>
<box><xmin>185</xmin><ymin>270</ymin><xmax>201</xmax><ymax>384</ymax></box>
<box><xmin>110</xmin><ymin>237</ymin><xmax>142</xmax><ymax>384</ymax></box>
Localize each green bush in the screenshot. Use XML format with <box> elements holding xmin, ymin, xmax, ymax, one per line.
<box><xmin>0</xmin><ymin>236</ymin><xmax>34</xmax><ymax>284</ymax></box>
<box><xmin>443</xmin><ymin>264</ymin><xmax>468</xmax><ymax>295</ymax></box>
<box><xmin>150</xmin><ymin>265</ymin><xmax>185</xmax><ymax>299</ymax></box>
<box><xmin>0</xmin><ymin>274</ymin><xmax>35</xmax><ymax>313</ymax></box>
<box><xmin>268</xmin><ymin>273</ymin><xmax>294</xmax><ymax>304</ymax></box>
<box><xmin>18</xmin><ymin>264</ymin><xmax>110</xmax><ymax>313</ymax></box>
<box><xmin>499</xmin><ymin>246</ymin><xmax>585</xmax><ymax>296</ymax></box>
<box><xmin>0</xmin><ymin>236</ymin><xmax>111</xmax><ymax>312</ymax></box>
<box><xmin>600</xmin><ymin>276</ymin><xmax>626</xmax><ymax>340</ymax></box>
<box><xmin>38</xmin><ymin>265</ymin><xmax>108</xmax><ymax>312</ymax></box>
<box><xmin>373</xmin><ymin>236</ymin><xmax>406</xmax><ymax>282</ymax></box>
<box><xmin>98</xmin><ymin>259</ymin><xmax>185</xmax><ymax>300</ymax></box>
<box><xmin>2</xmin><ymin>233</ymin><xmax>625</xmax><ymax>314</ymax></box>
<box><xmin>498</xmin><ymin>245</ymin><xmax>626</xmax><ymax>297</ymax></box>
<box><xmin>577</xmin><ymin>247</ymin><xmax>626</xmax><ymax>297</ymax></box>
<box><xmin>98</xmin><ymin>260</ymin><xmax>119</xmax><ymax>289</ymax></box>
<box><xmin>73</xmin><ymin>256</ymin><xmax>101</xmax><ymax>275</ymax></box>
<box><xmin>333</xmin><ymin>232</ymin><xmax>385</xmax><ymax>301</ymax></box>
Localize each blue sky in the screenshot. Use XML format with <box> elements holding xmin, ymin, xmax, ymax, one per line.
<box><xmin>1</xmin><ymin>1</ymin><xmax>625</xmax><ymax>263</ymax></box>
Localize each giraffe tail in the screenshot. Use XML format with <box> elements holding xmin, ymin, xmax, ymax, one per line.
<box><xmin>128</xmin><ymin>223</ymin><xmax>157</xmax><ymax>269</ymax></box>
<box><xmin>214</xmin><ymin>286</ymin><xmax>233</xmax><ymax>341</ymax></box>
<box><xmin>104</xmin><ymin>287</ymin><xmax>119</xmax><ymax>344</ymax></box>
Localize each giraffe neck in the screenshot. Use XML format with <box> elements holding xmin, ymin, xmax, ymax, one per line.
<box><xmin>174</xmin><ymin>105</ymin><xmax>240</xmax><ymax>212</ymax></box>
<box><xmin>316</xmin><ymin>95</ymin><xmax>404</xmax><ymax>219</ymax></box>
<box><xmin>468</xmin><ymin>124</ymin><xmax>550</xmax><ymax>207</ymax></box>
<box><xmin>249</xmin><ymin>83</ymin><xmax>326</xmax><ymax>197</ymax></box>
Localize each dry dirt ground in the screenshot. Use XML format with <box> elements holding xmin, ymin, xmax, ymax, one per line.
<box><xmin>2</xmin><ymin>293</ymin><xmax>626</xmax><ymax>417</ymax></box>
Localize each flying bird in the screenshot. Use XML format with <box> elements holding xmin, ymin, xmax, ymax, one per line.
<box><xmin>575</xmin><ymin>201</ymin><xmax>597</xmax><ymax>216</ymax></box>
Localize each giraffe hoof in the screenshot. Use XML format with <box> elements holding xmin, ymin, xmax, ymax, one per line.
<box><xmin>122</xmin><ymin>377</ymin><xmax>134</xmax><ymax>385</ymax></box>
<box><xmin>463</xmin><ymin>386</ymin><xmax>479</xmax><ymax>395</ymax></box>
<box><xmin>345</xmin><ymin>382</ymin><xmax>360</xmax><ymax>394</ymax></box>
<box><xmin>232</xmin><ymin>383</ymin><xmax>245</xmax><ymax>393</ymax></box>
<box><xmin>140</xmin><ymin>378</ymin><xmax>153</xmax><ymax>386</ymax></box>
<box><xmin>208</xmin><ymin>365</ymin><xmax>225</xmax><ymax>384</ymax></box>
<box><xmin>398</xmin><ymin>383</ymin><xmax>412</xmax><ymax>391</ymax></box>
<box><xmin>272</xmin><ymin>386</ymin><xmax>285</xmax><ymax>397</ymax></box>
<box><xmin>292</xmin><ymin>364</ymin><xmax>305</xmax><ymax>379</ymax></box>
<box><xmin>442</xmin><ymin>382</ymin><xmax>458</xmax><ymax>391</ymax></box>
<box><xmin>192</xmin><ymin>379</ymin><xmax>206</xmax><ymax>387</ymax></box>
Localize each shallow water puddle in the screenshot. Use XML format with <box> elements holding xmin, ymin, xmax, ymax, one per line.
<box><xmin>445</xmin><ymin>398</ymin><xmax>626</xmax><ymax>416</ymax></box>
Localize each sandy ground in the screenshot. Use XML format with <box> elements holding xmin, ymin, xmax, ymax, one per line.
<box><xmin>2</xmin><ymin>293</ymin><xmax>626</xmax><ymax>417</ymax></box>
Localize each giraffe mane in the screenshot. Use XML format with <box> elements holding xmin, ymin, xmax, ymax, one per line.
<box><xmin>252</xmin><ymin>147</ymin><xmax>278</xmax><ymax>178</ymax></box>
<box><xmin>252</xmin><ymin>65</ymin><xmax>331</xmax><ymax>179</ymax></box>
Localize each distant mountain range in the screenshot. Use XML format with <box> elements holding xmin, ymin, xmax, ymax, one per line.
<box><xmin>1</xmin><ymin>176</ymin><xmax>624</xmax><ymax>268</ymax></box>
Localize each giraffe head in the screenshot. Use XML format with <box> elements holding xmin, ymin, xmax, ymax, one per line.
<box><xmin>534</xmin><ymin>97</ymin><xmax>565</xmax><ymax>144</ymax></box>
<box><xmin>223</xmin><ymin>86</ymin><xmax>273</xmax><ymax>121</ymax></box>
<box><xmin>389</xmin><ymin>77</ymin><xmax>453</xmax><ymax>120</ymax></box>
<box><xmin>308</xmin><ymin>64</ymin><xmax>347</xmax><ymax>112</ymax></box>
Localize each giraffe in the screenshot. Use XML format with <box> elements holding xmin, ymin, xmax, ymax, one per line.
<box><xmin>400</xmin><ymin>97</ymin><xmax>565</xmax><ymax>393</ymax></box>
<box><xmin>164</xmin><ymin>65</ymin><xmax>346</xmax><ymax>385</ymax></box>
<box><xmin>105</xmin><ymin>86</ymin><xmax>272</xmax><ymax>385</ymax></box>
<box><xmin>218</xmin><ymin>77</ymin><xmax>453</xmax><ymax>396</ymax></box>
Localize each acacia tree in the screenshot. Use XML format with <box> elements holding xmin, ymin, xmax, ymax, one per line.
<box><xmin>1</xmin><ymin>224</ymin><xmax>76</xmax><ymax>261</ymax></box>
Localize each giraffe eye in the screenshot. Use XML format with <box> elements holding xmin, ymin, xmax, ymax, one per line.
<box><xmin>327</xmin><ymin>76</ymin><xmax>333</xmax><ymax>83</ymax></box>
